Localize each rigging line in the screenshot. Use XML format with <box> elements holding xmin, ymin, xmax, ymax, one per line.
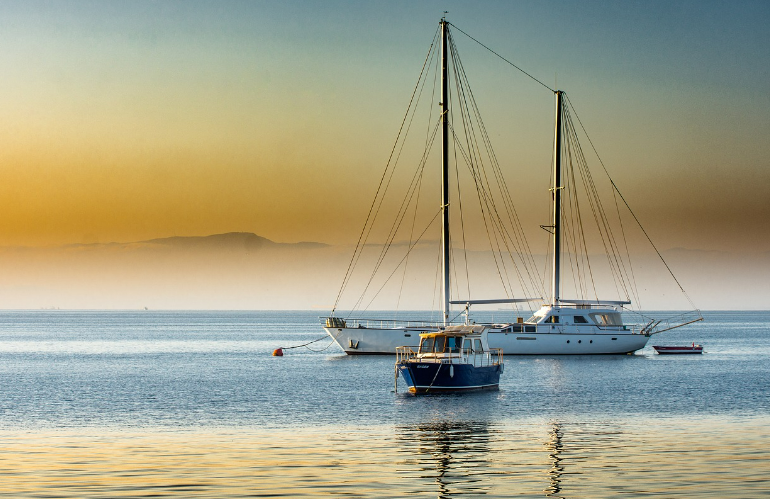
<box><xmin>567</xmin><ymin>131</ymin><xmax>600</xmax><ymax>301</ymax></box>
<box><xmin>571</xmin><ymin>151</ymin><xmax>597</xmax><ymax>301</ymax></box>
<box><xmin>452</xmin><ymin>125</ymin><xmax>512</xmax><ymax>298</ymax></box>
<box><xmin>361</xmin><ymin>208</ymin><xmax>443</xmax><ymax>312</ymax></box>
<box><xmin>564</xmin><ymin>121</ymin><xmax>599</xmax><ymax>300</ymax></box>
<box><xmin>447</xmin><ymin>34</ymin><xmax>513</xmax><ymax>299</ymax></box>
<box><xmin>351</xmin><ymin>65</ymin><xmax>440</xmax><ymax>313</ymax></box>
<box><xmin>456</xmin><ymin>67</ymin><xmax>544</xmax><ymax>301</ymax></box>
<box><xmin>448</xmin><ymin>309</ymin><xmax>467</xmax><ymax>324</ymax></box>
<box><xmin>563</xmin><ymin>139</ymin><xmax>588</xmax><ymax>299</ymax></box>
<box><xmin>567</xmin><ymin>119</ymin><xmax>627</xmax><ymax>301</ymax></box>
<box><xmin>612</xmin><ymin>186</ymin><xmax>642</xmax><ymax>309</ymax></box>
<box><xmin>491</xmin><ymin>152</ymin><xmax>546</xmax><ymax>298</ymax></box>
<box><xmin>450</xmin><ymin>42</ymin><xmax>520</xmax><ymax>299</ymax></box>
<box><xmin>621</xmin><ymin>304</ymin><xmax>655</xmax><ymax>323</ymax></box>
<box><xmin>333</xmin><ymin>26</ymin><xmax>440</xmax><ymax>313</ymax></box>
<box><xmin>395</xmin><ymin>59</ymin><xmax>437</xmax><ymax>321</ymax></box>
<box><xmin>444</xmin><ymin>38</ymin><xmax>471</xmax><ymax>301</ymax></box>
<box><xmin>448</xmin><ymin>46</ymin><xmax>517</xmax><ymax>300</ymax></box>
<box><xmin>564</xmin><ymin>94</ymin><xmax>697</xmax><ymax>308</ymax></box>
<box><xmin>351</xmin><ymin>47</ymin><xmax>443</xmax><ymax>315</ymax></box>
<box><xmin>354</xmin><ymin>120</ymin><xmax>441</xmax><ymax>317</ymax></box>
<box><xmin>462</xmin><ymin>72</ymin><xmax>543</xmax><ymax>295</ymax></box>
<box><xmin>448</xmin><ymin>111</ymin><xmax>535</xmax><ymax>301</ymax></box>
<box><xmin>564</xmin><ymin>102</ymin><xmax>643</xmax><ymax>305</ymax></box>
<box><xmin>575</xmin><ymin>140</ymin><xmax>633</xmax><ymax>302</ymax></box>
<box><xmin>564</xmin><ymin>103</ymin><xmax>635</xmax><ymax>301</ymax></box>
<box><xmin>445</xmin><ymin>36</ymin><xmax>474</xmax><ymax>300</ymax></box>
<box><xmin>449</xmin><ymin>31</ymin><xmax>544</xmax><ymax>299</ymax></box>
<box><xmin>448</xmin><ymin>22</ymin><xmax>555</xmax><ymax>93</ymax></box>
<box><xmin>364</xmin><ymin>118</ymin><xmax>438</xmax><ymax>294</ymax></box>
<box><xmin>566</xmin><ymin>151</ymin><xmax>591</xmax><ymax>299</ymax></box>
<box><xmin>448</xmin><ymin>124</ymin><xmax>517</xmax><ymax>300</ymax></box>
<box><xmin>394</xmin><ymin>164</ymin><xmax>426</xmax><ymax>317</ymax></box>
<box><xmin>562</xmin><ymin>105</ymin><xmax>626</xmax><ymax>298</ymax></box>
<box><xmin>432</xmin><ymin>229</ymin><xmax>442</xmax><ymax>322</ymax></box>
<box><xmin>544</xmin><ymin>227</ymin><xmax>553</xmax><ymax>301</ymax></box>
<box><xmin>450</xmin><ymin>89</ymin><xmax>472</xmax><ymax>301</ymax></box>
<box><xmin>353</xmin><ymin>118</ymin><xmax>442</xmax><ymax>315</ymax></box>
<box><xmin>564</xmin><ymin>141</ymin><xmax>589</xmax><ymax>299</ymax></box>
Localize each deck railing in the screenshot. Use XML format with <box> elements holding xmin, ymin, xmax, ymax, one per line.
<box><xmin>396</xmin><ymin>346</ymin><xmax>503</xmax><ymax>367</ymax></box>
<box><xmin>322</xmin><ymin>317</ymin><xmax>446</xmax><ymax>330</ymax></box>
<box><xmin>637</xmin><ymin>310</ymin><xmax>704</xmax><ymax>335</ymax></box>
<box><xmin>325</xmin><ymin>316</ymin><xmax>684</xmax><ymax>336</ymax></box>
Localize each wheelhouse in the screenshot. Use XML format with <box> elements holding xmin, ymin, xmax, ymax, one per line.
<box><xmin>525</xmin><ymin>305</ymin><xmax>625</xmax><ymax>328</ymax></box>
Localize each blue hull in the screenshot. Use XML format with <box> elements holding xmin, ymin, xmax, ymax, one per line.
<box><xmin>397</xmin><ymin>362</ymin><xmax>502</xmax><ymax>394</ymax></box>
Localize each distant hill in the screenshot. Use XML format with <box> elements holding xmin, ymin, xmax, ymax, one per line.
<box><xmin>0</xmin><ymin>234</ymin><xmax>765</xmax><ymax>310</ymax></box>
<box><xmin>59</xmin><ymin>232</ymin><xmax>330</xmax><ymax>252</ymax></box>
<box><xmin>144</xmin><ymin>232</ymin><xmax>275</xmax><ymax>250</ymax></box>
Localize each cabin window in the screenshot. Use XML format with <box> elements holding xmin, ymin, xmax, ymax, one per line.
<box><xmin>574</xmin><ymin>315</ymin><xmax>588</xmax><ymax>324</ymax></box>
<box><xmin>545</xmin><ymin>315</ymin><xmax>559</xmax><ymax>323</ymax></box>
<box><xmin>419</xmin><ymin>337</ymin><xmax>435</xmax><ymax>354</ymax></box>
<box><xmin>591</xmin><ymin>313</ymin><xmax>622</xmax><ymax>326</ymax></box>
<box><xmin>434</xmin><ymin>336</ymin><xmax>447</xmax><ymax>353</ymax></box>
<box><xmin>462</xmin><ymin>339</ymin><xmax>471</xmax><ymax>351</ymax></box>
<box><xmin>447</xmin><ymin>337</ymin><xmax>461</xmax><ymax>353</ymax></box>
<box><xmin>473</xmin><ymin>339</ymin><xmax>483</xmax><ymax>353</ymax></box>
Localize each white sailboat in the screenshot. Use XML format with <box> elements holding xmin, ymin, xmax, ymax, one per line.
<box><xmin>323</xmin><ymin>19</ymin><xmax>701</xmax><ymax>355</ymax></box>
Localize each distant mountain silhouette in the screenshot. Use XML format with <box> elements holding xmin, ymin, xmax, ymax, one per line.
<box><xmin>143</xmin><ymin>232</ymin><xmax>275</xmax><ymax>251</ymax></box>
<box><xmin>60</xmin><ymin>232</ymin><xmax>329</xmax><ymax>252</ymax></box>
<box><xmin>0</xmin><ymin>234</ymin><xmax>764</xmax><ymax>309</ymax></box>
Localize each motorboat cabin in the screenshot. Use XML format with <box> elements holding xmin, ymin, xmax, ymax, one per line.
<box><xmin>396</xmin><ymin>325</ymin><xmax>503</xmax><ymax>394</ymax></box>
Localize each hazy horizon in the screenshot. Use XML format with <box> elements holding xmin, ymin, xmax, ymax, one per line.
<box><xmin>0</xmin><ymin>230</ymin><xmax>766</xmax><ymax>311</ymax></box>
<box><xmin>0</xmin><ymin>1</ymin><xmax>768</xmax><ymax>310</ymax></box>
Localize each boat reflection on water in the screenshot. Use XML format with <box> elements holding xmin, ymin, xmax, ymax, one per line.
<box><xmin>396</xmin><ymin>420</ymin><xmax>496</xmax><ymax>498</ymax></box>
<box><xmin>545</xmin><ymin>422</ymin><xmax>565</xmax><ymax>498</ymax></box>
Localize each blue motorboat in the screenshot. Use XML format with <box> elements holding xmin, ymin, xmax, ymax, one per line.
<box><xmin>396</xmin><ymin>325</ymin><xmax>503</xmax><ymax>394</ymax></box>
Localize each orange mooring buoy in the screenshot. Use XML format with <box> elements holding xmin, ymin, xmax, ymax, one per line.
<box><xmin>272</xmin><ymin>348</ymin><xmax>284</xmax><ymax>357</ymax></box>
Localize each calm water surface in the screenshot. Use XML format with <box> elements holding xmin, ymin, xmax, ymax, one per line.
<box><xmin>0</xmin><ymin>310</ymin><xmax>768</xmax><ymax>497</ymax></box>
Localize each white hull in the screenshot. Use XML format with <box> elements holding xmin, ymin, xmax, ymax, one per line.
<box><xmin>324</xmin><ymin>325</ymin><xmax>650</xmax><ymax>355</ymax></box>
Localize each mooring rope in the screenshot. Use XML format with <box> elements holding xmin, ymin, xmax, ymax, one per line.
<box><xmin>425</xmin><ymin>362</ymin><xmax>444</xmax><ymax>394</ymax></box>
<box><xmin>279</xmin><ymin>334</ymin><xmax>336</xmax><ymax>353</ymax></box>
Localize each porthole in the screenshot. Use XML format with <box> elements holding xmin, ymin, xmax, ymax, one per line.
<box><xmin>578</xmin><ymin>340</ymin><xmax>582</xmax><ymax>344</ymax></box>
<box><xmin>566</xmin><ymin>340</ymin><xmax>570</xmax><ymax>344</ymax></box>
<box><xmin>590</xmin><ymin>340</ymin><xmax>593</xmax><ymax>344</ymax></box>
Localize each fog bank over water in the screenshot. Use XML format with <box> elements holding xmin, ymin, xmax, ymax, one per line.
<box><xmin>0</xmin><ymin>233</ymin><xmax>766</xmax><ymax>311</ymax></box>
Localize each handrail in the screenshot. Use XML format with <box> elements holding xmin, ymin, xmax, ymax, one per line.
<box><xmin>643</xmin><ymin>310</ymin><xmax>704</xmax><ymax>335</ymax></box>
<box><xmin>326</xmin><ymin>315</ymin><xmax>677</xmax><ymax>336</ymax></box>
<box><xmin>396</xmin><ymin>346</ymin><xmax>503</xmax><ymax>367</ymax></box>
<box><xmin>322</xmin><ymin>316</ymin><xmax>447</xmax><ymax>330</ymax></box>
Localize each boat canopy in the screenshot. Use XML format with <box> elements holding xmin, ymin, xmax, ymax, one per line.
<box><xmin>448</xmin><ymin>298</ymin><xmax>541</xmax><ymax>305</ymax></box>
<box><xmin>557</xmin><ymin>299</ymin><xmax>631</xmax><ymax>306</ymax></box>
<box><xmin>419</xmin><ymin>324</ymin><xmax>486</xmax><ymax>338</ymax></box>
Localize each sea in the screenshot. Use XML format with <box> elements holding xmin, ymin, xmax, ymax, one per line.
<box><xmin>0</xmin><ymin>310</ymin><xmax>767</xmax><ymax>498</ymax></box>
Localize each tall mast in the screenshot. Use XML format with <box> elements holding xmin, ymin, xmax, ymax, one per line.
<box><xmin>440</xmin><ymin>18</ymin><xmax>450</xmax><ymax>325</ymax></box>
<box><xmin>551</xmin><ymin>90</ymin><xmax>563</xmax><ymax>305</ymax></box>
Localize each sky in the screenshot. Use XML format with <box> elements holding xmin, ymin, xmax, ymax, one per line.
<box><xmin>0</xmin><ymin>0</ymin><xmax>767</xmax><ymax>253</ymax></box>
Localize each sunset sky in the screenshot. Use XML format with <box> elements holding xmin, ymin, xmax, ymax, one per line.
<box><xmin>0</xmin><ymin>0</ymin><xmax>768</xmax><ymax>254</ymax></box>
